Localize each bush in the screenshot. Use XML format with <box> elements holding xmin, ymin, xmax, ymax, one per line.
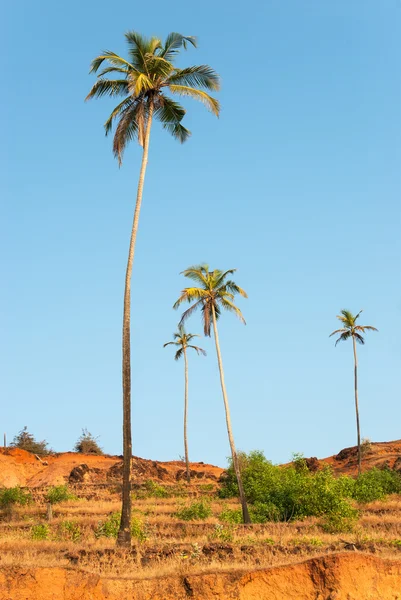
<box><xmin>74</xmin><ymin>429</ymin><xmax>103</xmax><ymax>455</ymax></box>
<box><xmin>219</xmin><ymin>506</ymin><xmax>243</xmax><ymax>525</ymax></box>
<box><xmin>0</xmin><ymin>487</ymin><xmax>32</xmax><ymax>508</ymax></box>
<box><xmin>58</xmin><ymin>520</ymin><xmax>81</xmax><ymax>542</ymax></box>
<box><xmin>10</xmin><ymin>427</ymin><xmax>49</xmax><ymax>456</ymax></box>
<box><xmin>46</xmin><ymin>485</ymin><xmax>76</xmax><ymax>504</ymax></box>
<box><xmin>352</xmin><ymin>469</ymin><xmax>401</xmax><ymax>503</ymax></box>
<box><xmin>31</xmin><ymin>524</ymin><xmax>50</xmax><ymax>540</ymax></box>
<box><xmin>95</xmin><ymin>512</ymin><xmax>147</xmax><ymax>541</ymax></box>
<box><xmin>142</xmin><ymin>480</ymin><xmax>170</xmax><ymax>498</ymax></box>
<box><xmin>175</xmin><ymin>500</ymin><xmax>212</xmax><ymax>521</ymax></box>
<box><xmin>320</xmin><ymin>511</ymin><xmax>358</xmax><ymax>534</ymax></box>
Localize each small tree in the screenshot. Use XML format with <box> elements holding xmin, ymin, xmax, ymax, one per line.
<box><xmin>10</xmin><ymin>427</ymin><xmax>49</xmax><ymax>456</ymax></box>
<box><xmin>74</xmin><ymin>429</ymin><xmax>103</xmax><ymax>455</ymax></box>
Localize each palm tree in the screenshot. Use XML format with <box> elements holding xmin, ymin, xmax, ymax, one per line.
<box><xmin>330</xmin><ymin>310</ymin><xmax>378</xmax><ymax>476</ymax></box>
<box><xmin>164</xmin><ymin>325</ymin><xmax>206</xmax><ymax>484</ymax></box>
<box><xmin>86</xmin><ymin>33</ymin><xmax>219</xmax><ymax>547</ymax></box>
<box><xmin>173</xmin><ymin>265</ymin><xmax>251</xmax><ymax>523</ymax></box>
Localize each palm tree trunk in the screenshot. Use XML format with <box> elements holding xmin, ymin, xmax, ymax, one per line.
<box><xmin>211</xmin><ymin>305</ymin><xmax>251</xmax><ymax>524</ymax></box>
<box><xmin>352</xmin><ymin>336</ymin><xmax>362</xmax><ymax>477</ymax></box>
<box><xmin>117</xmin><ymin>104</ymin><xmax>154</xmax><ymax>548</ymax></box>
<box><xmin>183</xmin><ymin>346</ymin><xmax>190</xmax><ymax>484</ymax></box>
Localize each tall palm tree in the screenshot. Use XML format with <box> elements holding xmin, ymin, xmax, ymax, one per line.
<box><xmin>173</xmin><ymin>265</ymin><xmax>251</xmax><ymax>523</ymax></box>
<box><xmin>164</xmin><ymin>325</ymin><xmax>206</xmax><ymax>484</ymax></box>
<box><xmin>330</xmin><ymin>310</ymin><xmax>378</xmax><ymax>476</ymax></box>
<box><xmin>86</xmin><ymin>33</ymin><xmax>219</xmax><ymax>547</ymax></box>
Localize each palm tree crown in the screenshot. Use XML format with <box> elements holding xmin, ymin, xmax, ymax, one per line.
<box><xmin>173</xmin><ymin>265</ymin><xmax>247</xmax><ymax>336</ymax></box>
<box><xmin>164</xmin><ymin>325</ymin><xmax>206</xmax><ymax>360</ymax></box>
<box><xmin>85</xmin><ymin>32</ymin><xmax>220</xmax><ymax>163</ymax></box>
<box><xmin>330</xmin><ymin>310</ymin><xmax>378</xmax><ymax>345</ymax></box>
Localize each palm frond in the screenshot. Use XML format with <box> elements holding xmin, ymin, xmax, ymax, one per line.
<box><xmin>173</xmin><ymin>287</ymin><xmax>208</xmax><ymax>309</ymax></box>
<box><xmin>112</xmin><ymin>101</ymin><xmax>146</xmax><ymax>164</ymax></box>
<box><xmin>188</xmin><ymin>345</ymin><xmax>206</xmax><ymax>356</ymax></box>
<box><xmin>89</xmin><ymin>51</ymin><xmax>136</xmax><ymax>74</ymax></box>
<box><xmin>219</xmin><ymin>298</ymin><xmax>246</xmax><ymax>324</ymax></box>
<box><xmin>125</xmin><ymin>31</ymin><xmax>154</xmax><ymax>74</ymax></box>
<box><xmin>85</xmin><ymin>79</ymin><xmax>129</xmax><ymax>101</ymax></box>
<box><xmin>144</xmin><ymin>54</ymin><xmax>174</xmax><ymax>78</ymax></box>
<box><xmin>178</xmin><ymin>299</ymin><xmax>204</xmax><ymax>326</ymax></box>
<box><xmin>154</xmin><ymin>96</ymin><xmax>190</xmax><ymax>143</ymax></box>
<box><xmin>104</xmin><ymin>97</ymin><xmax>135</xmax><ymax>136</ymax></box>
<box><xmin>166</xmin><ymin>65</ymin><xmax>220</xmax><ymax>91</ymax></box>
<box><xmin>354</xmin><ymin>332</ymin><xmax>365</xmax><ymax>345</ymax></box>
<box><xmin>355</xmin><ymin>325</ymin><xmax>378</xmax><ymax>333</ymax></box>
<box><xmin>126</xmin><ymin>72</ymin><xmax>153</xmax><ymax>96</ymax></box>
<box><xmin>161</xmin><ymin>33</ymin><xmax>197</xmax><ymax>61</ymax></box>
<box><xmin>97</xmin><ymin>66</ymin><xmax>128</xmax><ymax>77</ymax></box>
<box><xmin>168</xmin><ymin>85</ymin><xmax>220</xmax><ymax>116</ymax></box>
<box><xmin>181</xmin><ymin>265</ymin><xmax>210</xmax><ymax>286</ymax></box>
<box><xmin>163</xmin><ymin>341</ymin><xmax>178</xmax><ymax>348</ymax></box>
<box><xmin>223</xmin><ymin>280</ymin><xmax>248</xmax><ymax>298</ymax></box>
<box><xmin>174</xmin><ymin>347</ymin><xmax>184</xmax><ymax>361</ymax></box>
<box><xmin>329</xmin><ymin>328</ymin><xmax>347</xmax><ymax>338</ymax></box>
<box><xmin>334</xmin><ymin>331</ymin><xmax>351</xmax><ymax>346</ymax></box>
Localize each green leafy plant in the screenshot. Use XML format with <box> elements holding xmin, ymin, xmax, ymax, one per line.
<box><xmin>209</xmin><ymin>523</ymin><xmax>234</xmax><ymax>543</ymax></box>
<box><xmin>58</xmin><ymin>520</ymin><xmax>81</xmax><ymax>542</ymax></box>
<box><xmin>0</xmin><ymin>487</ymin><xmax>32</xmax><ymax>508</ymax></box>
<box><xmin>143</xmin><ymin>480</ymin><xmax>170</xmax><ymax>498</ymax></box>
<box><xmin>175</xmin><ymin>500</ymin><xmax>212</xmax><ymax>521</ymax></box>
<box><xmin>31</xmin><ymin>524</ymin><xmax>50</xmax><ymax>540</ymax></box>
<box><xmin>46</xmin><ymin>485</ymin><xmax>76</xmax><ymax>504</ymax></box>
<box><xmin>95</xmin><ymin>512</ymin><xmax>147</xmax><ymax>541</ymax></box>
<box><xmin>320</xmin><ymin>511</ymin><xmax>359</xmax><ymax>534</ymax></box>
<box><xmin>219</xmin><ymin>506</ymin><xmax>243</xmax><ymax>525</ymax></box>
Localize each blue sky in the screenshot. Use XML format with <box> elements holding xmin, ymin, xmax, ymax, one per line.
<box><xmin>2</xmin><ymin>1</ymin><xmax>400</xmax><ymax>466</ymax></box>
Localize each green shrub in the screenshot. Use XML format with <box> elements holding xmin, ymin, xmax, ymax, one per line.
<box><xmin>144</xmin><ymin>480</ymin><xmax>170</xmax><ymax>498</ymax></box>
<box><xmin>352</xmin><ymin>469</ymin><xmax>401</xmax><ymax>503</ymax></box>
<box><xmin>58</xmin><ymin>520</ymin><xmax>81</xmax><ymax>542</ymax></box>
<box><xmin>320</xmin><ymin>510</ymin><xmax>358</xmax><ymax>534</ymax></box>
<box><xmin>219</xmin><ymin>507</ymin><xmax>243</xmax><ymax>524</ymax></box>
<box><xmin>31</xmin><ymin>524</ymin><xmax>50</xmax><ymax>540</ymax></box>
<box><xmin>175</xmin><ymin>500</ymin><xmax>212</xmax><ymax>521</ymax></box>
<box><xmin>209</xmin><ymin>523</ymin><xmax>234</xmax><ymax>542</ymax></box>
<box><xmin>10</xmin><ymin>427</ymin><xmax>50</xmax><ymax>456</ymax></box>
<box><xmin>46</xmin><ymin>485</ymin><xmax>76</xmax><ymax>504</ymax></box>
<box><xmin>95</xmin><ymin>512</ymin><xmax>147</xmax><ymax>541</ymax></box>
<box><xmin>0</xmin><ymin>487</ymin><xmax>32</xmax><ymax>508</ymax></box>
<box><xmin>74</xmin><ymin>429</ymin><xmax>103</xmax><ymax>455</ymax></box>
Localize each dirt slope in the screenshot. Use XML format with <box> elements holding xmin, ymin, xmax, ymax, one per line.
<box><xmin>0</xmin><ymin>439</ymin><xmax>400</xmax><ymax>489</ymax></box>
<box><xmin>0</xmin><ymin>448</ymin><xmax>222</xmax><ymax>488</ymax></box>
<box><xmin>1</xmin><ymin>553</ymin><xmax>400</xmax><ymax>600</ymax></box>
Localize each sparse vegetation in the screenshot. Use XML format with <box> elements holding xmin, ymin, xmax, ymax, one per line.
<box><xmin>175</xmin><ymin>499</ymin><xmax>212</xmax><ymax>521</ymax></box>
<box><xmin>74</xmin><ymin>429</ymin><xmax>103</xmax><ymax>455</ymax></box>
<box><xmin>10</xmin><ymin>426</ymin><xmax>50</xmax><ymax>456</ymax></box>
<box><xmin>0</xmin><ymin>486</ymin><xmax>32</xmax><ymax>508</ymax></box>
<box><xmin>46</xmin><ymin>485</ymin><xmax>76</xmax><ymax>505</ymax></box>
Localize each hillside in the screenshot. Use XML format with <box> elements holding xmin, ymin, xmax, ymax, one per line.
<box><xmin>1</xmin><ymin>440</ymin><xmax>401</xmax><ymax>599</ymax></box>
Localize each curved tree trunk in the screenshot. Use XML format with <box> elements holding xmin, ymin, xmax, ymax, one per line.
<box><xmin>211</xmin><ymin>305</ymin><xmax>251</xmax><ymax>524</ymax></box>
<box><xmin>117</xmin><ymin>104</ymin><xmax>154</xmax><ymax>548</ymax></box>
<box><xmin>352</xmin><ymin>336</ymin><xmax>361</xmax><ymax>477</ymax></box>
<box><xmin>183</xmin><ymin>346</ymin><xmax>190</xmax><ymax>484</ymax></box>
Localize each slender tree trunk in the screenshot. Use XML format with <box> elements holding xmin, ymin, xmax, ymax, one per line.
<box><xmin>183</xmin><ymin>346</ymin><xmax>190</xmax><ymax>484</ymax></box>
<box><xmin>211</xmin><ymin>305</ymin><xmax>251</xmax><ymax>524</ymax></box>
<box><xmin>117</xmin><ymin>104</ymin><xmax>154</xmax><ymax>548</ymax></box>
<box><xmin>352</xmin><ymin>336</ymin><xmax>362</xmax><ymax>477</ymax></box>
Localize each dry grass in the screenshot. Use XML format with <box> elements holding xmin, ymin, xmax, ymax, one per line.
<box><xmin>0</xmin><ymin>485</ymin><xmax>400</xmax><ymax>580</ymax></box>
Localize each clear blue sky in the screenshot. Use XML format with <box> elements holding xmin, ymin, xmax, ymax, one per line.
<box><xmin>2</xmin><ymin>1</ymin><xmax>400</xmax><ymax>466</ymax></box>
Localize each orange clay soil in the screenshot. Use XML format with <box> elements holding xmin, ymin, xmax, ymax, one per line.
<box><xmin>1</xmin><ymin>553</ymin><xmax>401</xmax><ymax>600</ymax></box>
<box><xmin>0</xmin><ymin>447</ymin><xmax>223</xmax><ymax>488</ymax></box>
<box><xmin>1</xmin><ymin>439</ymin><xmax>400</xmax><ymax>489</ymax></box>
